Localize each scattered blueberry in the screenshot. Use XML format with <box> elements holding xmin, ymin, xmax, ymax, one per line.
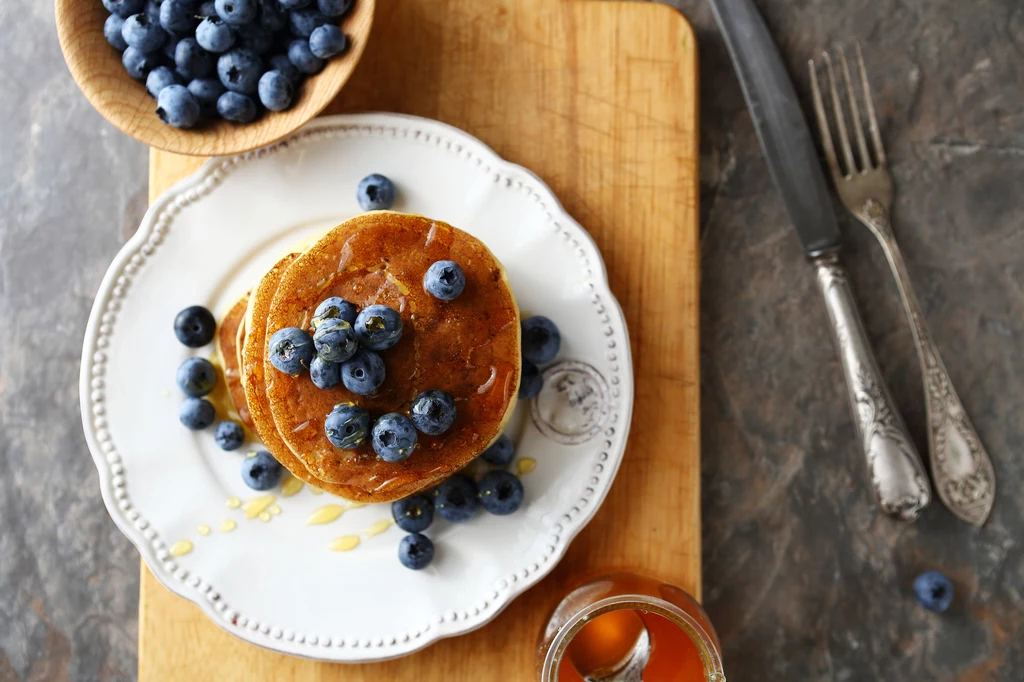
<box><xmin>313</xmin><ymin>318</ymin><xmax>357</xmax><ymax>363</ymax></box>
<box><xmin>216</xmin><ymin>91</ymin><xmax>258</xmax><ymax>122</ymax></box>
<box><xmin>195</xmin><ymin>16</ymin><xmax>236</xmax><ymax>53</ymax></box>
<box><xmin>176</xmin><ymin>357</ymin><xmax>217</xmax><ymax>396</ymax></box>
<box><xmin>268</xmin><ymin>327</ymin><xmax>315</xmax><ymax>374</ymax></box>
<box><xmin>340</xmin><ymin>348</ymin><xmax>386</xmax><ymax>395</ymax></box>
<box><xmin>179</xmin><ymin>397</ymin><xmax>216</xmax><ymax>430</ymax></box>
<box><xmin>312</xmin><ymin>296</ymin><xmax>358</xmax><ymax>328</ymax></box>
<box><xmin>122</xmin><ymin>13</ymin><xmax>167</xmax><ymax>53</ymax></box>
<box><xmin>174</xmin><ymin>37</ymin><xmax>215</xmax><ymax>80</ymax></box>
<box><xmin>146</xmin><ymin>65</ymin><xmax>178</xmax><ymax>98</ymax></box>
<box><xmin>144</xmin><ymin>0</ymin><xmax>162</xmax><ymax>23</ymax></box>
<box><xmin>237</xmin><ymin>23</ymin><xmax>273</xmax><ymax>54</ymax></box>
<box><xmin>287</xmin><ymin>38</ymin><xmax>323</xmax><ymax>74</ymax></box>
<box><xmin>317</xmin><ymin>0</ymin><xmax>353</xmax><ymax>16</ymax></box>
<box><xmin>156</xmin><ymin>84</ymin><xmax>201</xmax><ymax>128</ymax></box>
<box><xmin>214</xmin><ymin>420</ymin><xmax>245</xmax><ymax>451</ymax></box>
<box><xmin>122</xmin><ymin>45</ymin><xmax>159</xmax><ymax>79</ymax></box>
<box><xmin>279</xmin><ymin>0</ymin><xmax>312</xmax><ymax>8</ymax></box>
<box><xmin>521</xmin><ymin>315</ymin><xmax>561</xmax><ymax>364</ymax></box>
<box><xmin>257</xmin><ymin>69</ymin><xmax>295</xmax><ymax>110</ymax></box>
<box><xmin>267</xmin><ymin>53</ymin><xmax>301</xmax><ymax>85</ymax></box>
<box><xmin>217</xmin><ymin>48</ymin><xmax>262</xmax><ymax>94</ymax></box>
<box><xmin>356</xmin><ymin>173</ymin><xmax>396</xmax><ymax>211</ymax></box>
<box><xmin>103</xmin><ymin>0</ymin><xmax>145</xmax><ymax>18</ymax></box>
<box><xmin>353</xmin><ymin>304</ymin><xmax>403</xmax><ymax>351</ymax></box>
<box><xmin>478</xmin><ymin>470</ymin><xmax>524</xmax><ymax>515</ymax></box>
<box><xmin>215</xmin><ymin>0</ymin><xmax>257</xmax><ymax>25</ymax></box>
<box><xmin>309</xmin><ymin>24</ymin><xmax>348</xmax><ymax>59</ymax></box>
<box><xmin>519</xmin><ymin>360</ymin><xmax>542</xmax><ymax>399</ymax></box>
<box><xmin>259</xmin><ymin>0</ymin><xmax>288</xmax><ymax>31</ymax></box>
<box><xmin>392</xmin><ymin>495</ymin><xmax>434</xmax><ymax>533</ymax></box>
<box><xmin>409</xmin><ymin>390</ymin><xmax>456</xmax><ymax>436</ymax></box>
<box><xmin>174</xmin><ymin>305</ymin><xmax>216</xmax><ymax>347</ymax></box>
<box><xmin>434</xmin><ymin>475</ymin><xmax>478</xmax><ymax>523</ymax></box>
<box><xmin>241</xmin><ymin>451</ymin><xmax>283</xmax><ymax>490</ymax></box>
<box><xmin>160</xmin><ymin>0</ymin><xmax>198</xmax><ymax>35</ymax></box>
<box><xmin>372</xmin><ymin>413</ymin><xmax>418</xmax><ymax>462</ymax></box>
<box><xmin>914</xmin><ymin>571</ymin><xmax>954</xmax><ymax>613</ymax></box>
<box><xmin>423</xmin><ymin>260</ymin><xmax>465</xmax><ymax>301</ymax></box>
<box><xmin>481</xmin><ymin>433</ymin><xmax>515</xmax><ymax>467</ymax></box>
<box><xmin>398</xmin><ymin>533</ymin><xmax>434</xmax><ymax>570</ymax></box>
<box><xmin>104</xmin><ymin>13</ymin><xmax>129</xmax><ymax>51</ymax></box>
<box><xmin>288</xmin><ymin>7</ymin><xmax>326</xmax><ymax>37</ymax></box>
<box><xmin>310</xmin><ymin>355</ymin><xmax>341</xmax><ymax>389</ymax></box>
<box><xmin>188</xmin><ymin>77</ymin><xmax>225</xmax><ymax>115</ymax></box>
<box><xmin>324</xmin><ymin>403</ymin><xmax>370</xmax><ymax>449</ymax></box>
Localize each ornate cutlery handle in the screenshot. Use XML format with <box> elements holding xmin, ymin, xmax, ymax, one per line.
<box><xmin>813</xmin><ymin>254</ymin><xmax>931</xmax><ymax>521</ymax></box>
<box><xmin>861</xmin><ymin>201</ymin><xmax>996</xmax><ymax>525</ymax></box>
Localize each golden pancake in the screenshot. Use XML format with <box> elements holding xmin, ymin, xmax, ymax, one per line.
<box><xmin>265</xmin><ymin>212</ymin><xmax>520</xmax><ymax>502</ymax></box>
<box><xmin>215</xmin><ymin>293</ymin><xmax>254</xmax><ymax>430</ymax></box>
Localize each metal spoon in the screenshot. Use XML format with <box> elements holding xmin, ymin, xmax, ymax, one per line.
<box><xmin>576</xmin><ymin>623</ymin><xmax>651</xmax><ymax>682</ymax></box>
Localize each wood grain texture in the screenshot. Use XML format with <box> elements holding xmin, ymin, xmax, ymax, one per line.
<box><xmin>56</xmin><ymin>0</ymin><xmax>374</xmax><ymax>156</ymax></box>
<box><xmin>141</xmin><ymin>0</ymin><xmax>699</xmax><ymax>679</ymax></box>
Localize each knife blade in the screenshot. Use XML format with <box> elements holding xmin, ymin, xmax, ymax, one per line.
<box><xmin>707</xmin><ymin>0</ymin><xmax>840</xmax><ymax>258</ymax></box>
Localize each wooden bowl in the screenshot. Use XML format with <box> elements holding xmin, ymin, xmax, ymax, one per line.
<box><xmin>56</xmin><ymin>0</ymin><xmax>374</xmax><ymax>156</ymax></box>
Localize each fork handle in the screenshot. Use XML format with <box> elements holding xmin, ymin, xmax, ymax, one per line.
<box><xmin>813</xmin><ymin>253</ymin><xmax>931</xmax><ymax>521</ymax></box>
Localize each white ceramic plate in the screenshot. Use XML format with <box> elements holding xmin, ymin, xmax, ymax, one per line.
<box><xmin>80</xmin><ymin>113</ymin><xmax>633</xmax><ymax>661</ymax></box>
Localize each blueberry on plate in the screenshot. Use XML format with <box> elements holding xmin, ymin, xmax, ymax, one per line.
<box><xmin>521</xmin><ymin>315</ymin><xmax>561</xmax><ymax>364</ymax></box>
<box><xmin>104</xmin><ymin>13</ymin><xmax>129</xmax><ymax>51</ymax></box>
<box><xmin>481</xmin><ymin>433</ymin><xmax>514</xmax><ymax>467</ymax></box>
<box><xmin>913</xmin><ymin>571</ymin><xmax>954</xmax><ymax>613</ymax></box>
<box><xmin>241</xmin><ymin>451</ymin><xmax>283</xmax><ymax>490</ymax></box>
<box><xmin>287</xmin><ymin>39</ymin><xmax>323</xmax><ymax>74</ymax></box>
<box><xmin>340</xmin><ymin>348</ymin><xmax>386</xmax><ymax>395</ymax></box>
<box><xmin>174</xmin><ymin>305</ymin><xmax>216</xmax><ymax>347</ymax></box>
<box><xmin>156</xmin><ymin>84</ymin><xmax>201</xmax><ymax>128</ymax></box>
<box><xmin>312</xmin><ymin>296</ymin><xmax>358</xmax><ymax>328</ymax></box>
<box><xmin>267</xmin><ymin>53</ymin><xmax>301</xmax><ymax>85</ymax></box>
<box><xmin>423</xmin><ymin>260</ymin><xmax>465</xmax><ymax>301</ymax></box>
<box><xmin>478</xmin><ymin>470</ymin><xmax>524</xmax><ymax>515</ymax></box>
<box><xmin>215</xmin><ymin>0</ymin><xmax>257</xmax><ymax>25</ymax></box>
<box><xmin>195</xmin><ymin>16</ymin><xmax>236</xmax><ymax>53</ymax></box>
<box><xmin>324</xmin><ymin>403</ymin><xmax>370</xmax><ymax>449</ymax></box>
<box><xmin>188</xmin><ymin>78</ymin><xmax>225</xmax><ymax>116</ymax></box>
<box><xmin>519</xmin><ymin>360</ymin><xmax>542</xmax><ymax>399</ymax></box>
<box><xmin>371</xmin><ymin>413</ymin><xmax>418</xmax><ymax>462</ymax></box>
<box><xmin>309</xmin><ymin>355</ymin><xmax>341</xmax><ymax>389</ymax></box>
<box><xmin>175</xmin><ymin>37</ymin><xmax>215</xmax><ymax>80</ymax></box>
<box><xmin>216</xmin><ymin>91</ymin><xmax>258</xmax><ymax>122</ymax></box>
<box><xmin>214</xmin><ymin>420</ymin><xmax>245</xmax><ymax>451</ymax></box>
<box><xmin>288</xmin><ymin>7</ymin><xmax>327</xmax><ymax>37</ymax></box>
<box><xmin>268</xmin><ymin>327</ymin><xmax>315</xmax><ymax>374</ymax></box>
<box><xmin>392</xmin><ymin>494</ymin><xmax>434</xmax><ymax>533</ymax></box>
<box><xmin>145</xmin><ymin>65</ymin><xmax>178</xmax><ymax>98</ymax></box>
<box><xmin>217</xmin><ymin>48</ymin><xmax>263</xmax><ymax>94</ymax></box>
<box><xmin>257</xmin><ymin>69</ymin><xmax>295</xmax><ymax>111</ymax></box>
<box><xmin>122</xmin><ymin>46</ymin><xmax>160</xmax><ymax>79</ymax></box>
<box><xmin>121</xmin><ymin>13</ymin><xmax>167</xmax><ymax>53</ymax></box>
<box><xmin>398</xmin><ymin>533</ymin><xmax>434</xmax><ymax>570</ymax></box>
<box><xmin>434</xmin><ymin>475</ymin><xmax>478</xmax><ymax>523</ymax></box>
<box><xmin>103</xmin><ymin>0</ymin><xmax>145</xmax><ymax>19</ymax></box>
<box><xmin>179</xmin><ymin>397</ymin><xmax>215</xmax><ymax>430</ymax></box>
<box><xmin>259</xmin><ymin>0</ymin><xmax>288</xmax><ymax>31</ymax></box>
<box><xmin>353</xmin><ymin>304</ymin><xmax>403</xmax><ymax>351</ymax></box>
<box><xmin>409</xmin><ymin>390</ymin><xmax>456</xmax><ymax>436</ymax></box>
<box><xmin>309</xmin><ymin>24</ymin><xmax>349</xmax><ymax>59</ymax></box>
<box><xmin>356</xmin><ymin>173</ymin><xmax>396</xmax><ymax>211</ymax></box>
<box><xmin>176</xmin><ymin>357</ymin><xmax>216</xmax><ymax>396</ymax></box>
<box><xmin>317</xmin><ymin>0</ymin><xmax>353</xmax><ymax>17</ymax></box>
<box><xmin>313</xmin><ymin>318</ymin><xmax>358</xmax><ymax>363</ymax></box>
<box><xmin>160</xmin><ymin>0</ymin><xmax>199</xmax><ymax>35</ymax></box>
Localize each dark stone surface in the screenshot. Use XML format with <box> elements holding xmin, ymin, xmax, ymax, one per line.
<box><xmin>1</xmin><ymin>0</ymin><xmax>1021</xmax><ymax>680</ymax></box>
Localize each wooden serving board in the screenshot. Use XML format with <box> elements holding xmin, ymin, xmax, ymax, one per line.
<box><xmin>141</xmin><ymin>1</ymin><xmax>699</xmax><ymax>679</ymax></box>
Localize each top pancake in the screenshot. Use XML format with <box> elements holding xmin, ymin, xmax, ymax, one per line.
<box><xmin>264</xmin><ymin>212</ymin><xmax>521</xmax><ymax>502</ymax></box>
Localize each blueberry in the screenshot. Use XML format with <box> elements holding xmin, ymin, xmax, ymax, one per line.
<box><xmin>317</xmin><ymin>0</ymin><xmax>353</xmax><ymax>17</ymax></box>
<box><xmin>216</xmin><ymin>91</ymin><xmax>258</xmax><ymax>122</ymax></box>
<box><xmin>519</xmin><ymin>360</ymin><xmax>542</xmax><ymax>399</ymax></box>
<box><xmin>162</xmin><ymin>34</ymin><xmax>180</xmax><ymax>61</ymax></box>
<box><xmin>179</xmin><ymin>397</ymin><xmax>215</xmax><ymax>429</ymax></box>
<box><xmin>434</xmin><ymin>475</ymin><xmax>478</xmax><ymax>523</ymax></box>
<box><xmin>241</xmin><ymin>451</ymin><xmax>283</xmax><ymax>490</ymax></box>
<box><xmin>217</xmin><ymin>0</ymin><xmax>257</xmax><ymax>24</ymax></box>
<box><xmin>145</xmin><ymin>65</ymin><xmax>178</xmax><ymax>98</ymax></box>
<box><xmin>122</xmin><ymin>13</ymin><xmax>167</xmax><ymax>53</ymax></box>
<box><xmin>187</xmin><ymin>77</ymin><xmax>225</xmax><ymax>115</ymax></box>
<box><xmin>423</xmin><ymin>260</ymin><xmax>465</xmax><ymax>301</ymax></box>
<box><xmin>214</xmin><ymin>420</ymin><xmax>245</xmax><ymax>451</ymax></box>
<box><xmin>217</xmin><ymin>48</ymin><xmax>262</xmax><ymax>94</ymax></box>
<box><xmin>156</xmin><ymin>84</ymin><xmax>201</xmax><ymax>128</ymax></box>
<box><xmin>398</xmin><ymin>533</ymin><xmax>434</xmax><ymax>570</ymax></box>
<box><xmin>288</xmin><ymin>7</ymin><xmax>326</xmax><ymax>36</ymax></box>
<box><xmin>176</xmin><ymin>357</ymin><xmax>217</xmax><ymax>396</ymax></box>
<box><xmin>409</xmin><ymin>390</ymin><xmax>456</xmax><ymax>436</ymax></box>
<box><xmin>324</xmin><ymin>403</ymin><xmax>369</xmax><ymax>449</ymax></box>
<box><xmin>160</xmin><ymin>0</ymin><xmax>198</xmax><ymax>34</ymax></box>
<box><xmin>196</xmin><ymin>16</ymin><xmax>235</xmax><ymax>53</ymax></box>
<box><xmin>257</xmin><ymin>69</ymin><xmax>295</xmax><ymax>111</ymax></box>
<box><xmin>521</xmin><ymin>315</ymin><xmax>561</xmax><ymax>364</ymax></box>
<box><xmin>353</xmin><ymin>304</ymin><xmax>402</xmax><ymax>351</ymax></box>
<box><xmin>913</xmin><ymin>571</ymin><xmax>954</xmax><ymax>613</ymax></box>
<box><xmin>144</xmin><ymin>0</ymin><xmax>163</xmax><ymax>23</ymax></box>
<box><xmin>103</xmin><ymin>0</ymin><xmax>145</xmax><ymax>18</ymax></box>
<box><xmin>392</xmin><ymin>495</ymin><xmax>434</xmax><ymax>533</ymax></box>
<box><xmin>175</xmin><ymin>38</ymin><xmax>215</xmax><ymax>80</ymax></box>
<box><xmin>279</xmin><ymin>0</ymin><xmax>312</xmax><ymax>7</ymax></box>
<box><xmin>340</xmin><ymin>348</ymin><xmax>385</xmax><ymax>395</ymax></box>
<box><xmin>197</xmin><ymin>0</ymin><xmax>217</xmax><ymax>16</ymax></box>
<box><xmin>104</xmin><ymin>13</ymin><xmax>129</xmax><ymax>51</ymax></box>
<box><xmin>237</xmin><ymin>23</ymin><xmax>273</xmax><ymax>54</ymax></box>
<box><xmin>371</xmin><ymin>413</ymin><xmax>418</xmax><ymax>462</ymax></box>
<box><xmin>174</xmin><ymin>305</ymin><xmax>216</xmax><ymax>347</ymax></box>
<box><xmin>481</xmin><ymin>433</ymin><xmax>515</xmax><ymax>467</ymax></box>
<box><xmin>122</xmin><ymin>46</ymin><xmax>158</xmax><ymax>79</ymax></box>
<box><xmin>268</xmin><ymin>327</ymin><xmax>315</xmax><ymax>374</ymax></box>
<box><xmin>311</xmin><ymin>319</ymin><xmax>356</xmax><ymax>364</ymax></box>
<box><xmin>310</xmin><ymin>355</ymin><xmax>341</xmax><ymax>389</ymax></box>
<box><xmin>287</xmin><ymin>39</ymin><xmax>323</xmax><ymax>74</ymax></box>
<box><xmin>259</xmin><ymin>0</ymin><xmax>288</xmax><ymax>31</ymax></box>
<box><xmin>312</xmin><ymin>296</ymin><xmax>357</xmax><ymax>328</ymax></box>
<box><xmin>309</xmin><ymin>24</ymin><xmax>348</xmax><ymax>59</ymax></box>
<box><xmin>267</xmin><ymin>54</ymin><xmax>302</xmax><ymax>85</ymax></box>
<box><xmin>356</xmin><ymin>173</ymin><xmax>396</xmax><ymax>211</ymax></box>
<box><xmin>478</xmin><ymin>470</ymin><xmax>525</xmax><ymax>515</ymax></box>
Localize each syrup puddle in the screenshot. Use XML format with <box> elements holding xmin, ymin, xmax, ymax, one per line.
<box><xmin>517</xmin><ymin>458</ymin><xmax>537</xmax><ymax>476</ymax></box>
<box><xmin>329</xmin><ymin>535</ymin><xmax>361</xmax><ymax>552</ymax></box>
<box><xmin>242</xmin><ymin>494</ymin><xmax>276</xmax><ymax>520</ymax></box>
<box><xmin>219</xmin><ymin>519</ymin><xmax>237</xmax><ymax>532</ymax></box>
<box><xmin>197</xmin><ymin>524</ymin><xmax>211</xmax><ymax>536</ymax></box>
<box><xmin>169</xmin><ymin>540</ymin><xmax>193</xmax><ymax>557</ymax></box>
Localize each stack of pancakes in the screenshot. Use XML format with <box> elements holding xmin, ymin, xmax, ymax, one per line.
<box><xmin>216</xmin><ymin>212</ymin><xmax>521</xmax><ymax>503</ymax></box>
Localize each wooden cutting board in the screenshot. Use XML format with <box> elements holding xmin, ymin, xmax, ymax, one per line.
<box><xmin>141</xmin><ymin>0</ymin><xmax>699</xmax><ymax>679</ymax></box>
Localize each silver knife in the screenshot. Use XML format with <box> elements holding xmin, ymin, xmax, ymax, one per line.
<box><xmin>708</xmin><ymin>0</ymin><xmax>932</xmax><ymax>520</ymax></box>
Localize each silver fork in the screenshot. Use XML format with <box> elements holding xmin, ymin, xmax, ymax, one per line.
<box><xmin>809</xmin><ymin>45</ymin><xmax>996</xmax><ymax>526</ymax></box>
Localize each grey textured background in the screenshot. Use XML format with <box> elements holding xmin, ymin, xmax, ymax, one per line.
<box><xmin>2</xmin><ymin>0</ymin><xmax>1022</xmax><ymax>680</ymax></box>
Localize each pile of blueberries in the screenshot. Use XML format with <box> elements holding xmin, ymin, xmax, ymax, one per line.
<box><xmin>174</xmin><ymin>305</ymin><xmax>283</xmax><ymax>491</ymax></box>
<box><xmin>101</xmin><ymin>0</ymin><xmax>355</xmax><ymax>128</ymax></box>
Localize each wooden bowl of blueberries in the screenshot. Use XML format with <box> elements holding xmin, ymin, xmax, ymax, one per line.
<box><xmin>56</xmin><ymin>0</ymin><xmax>374</xmax><ymax>156</ymax></box>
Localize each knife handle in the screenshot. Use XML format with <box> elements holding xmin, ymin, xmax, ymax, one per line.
<box><xmin>813</xmin><ymin>254</ymin><xmax>931</xmax><ymax>521</ymax></box>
